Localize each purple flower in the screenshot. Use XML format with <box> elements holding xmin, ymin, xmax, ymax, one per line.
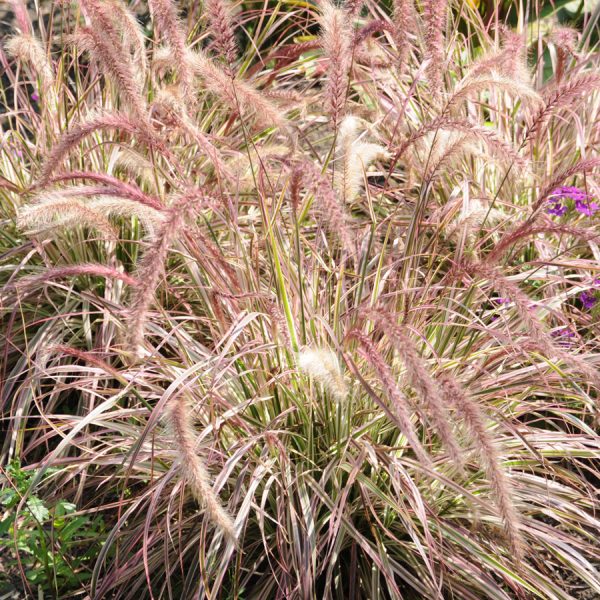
<box><xmin>551</xmin><ymin>327</ymin><xmax>575</xmax><ymax>339</ymax></box>
<box><xmin>547</xmin><ymin>186</ymin><xmax>598</xmax><ymax>217</ymax></box>
<box><xmin>553</xmin><ymin>186</ymin><xmax>588</xmax><ymax>202</ymax></box>
<box><xmin>574</xmin><ymin>198</ymin><xmax>599</xmax><ymax>216</ymax></box>
<box><xmin>31</xmin><ymin>91</ymin><xmax>40</xmax><ymax>102</ymax></box>
<box><xmin>546</xmin><ymin>199</ymin><xmax>567</xmax><ymax>216</ymax></box>
<box><xmin>579</xmin><ymin>291</ymin><xmax>597</xmax><ymax>310</ymax></box>
<box><xmin>493</xmin><ymin>297</ymin><xmax>511</xmax><ymax>305</ymax></box>
<box><xmin>551</xmin><ymin>326</ymin><xmax>576</xmax><ymax>347</ymax></box>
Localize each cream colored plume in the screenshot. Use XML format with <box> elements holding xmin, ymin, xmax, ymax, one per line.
<box><xmin>298</xmin><ymin>348</ymin><xmax>348</xmax><ymax>401</ymax></box>
<box><xmin>226</xmin><ymin>144</ymin><xmax>290</xmax><ymax>193</ymax></box>
<box><xmin>18</xmin><ymin>199</ymin><xmax>116</xmax><ymax>239</ymax></box>
<box><xmin>168</xmin><ymin>395</ymin><xmax>237</xmax><ymax>541</ymax></box>
<box><xmin>415</xmin><ymin>129</ymin><xmax>479</xmax><ymax>181</ymax></box>
<box><xmin>445</xmin><ymin>194</ymin><xmax>504</xmax><ymax>244</ymax></box>
<box><xmin>334</xmin><ymin>116</ymin><xmax>388</xmax><ymax>202</ymax></box>
<box><xmin>18</xmin><ymin>190</ymin><xmax>165</xmax><ymax>238</ymax></box>
<box><xmin>450</xmin><ymin>71</ymin><xmax>541</xmax><ymax>110</ymax></box>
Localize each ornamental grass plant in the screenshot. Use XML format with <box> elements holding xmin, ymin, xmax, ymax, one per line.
<box><xmin>1</xmin><ymin>0</ymin><xmax>600</xmax><ymax>598</ymax></box>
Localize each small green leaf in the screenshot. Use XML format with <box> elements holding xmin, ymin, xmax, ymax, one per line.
<box><xmin>26</xmin><ymin>497</ymin><xmax>50</xmax><ymax>522</ymax></box>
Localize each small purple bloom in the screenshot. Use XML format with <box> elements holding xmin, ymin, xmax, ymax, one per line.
<box><xmin>548</xmin><ymin>186</ymin><xmax>598</xmax><ymax>217</ymax></box>
<box><xmin>31</xmin><ymin>91</ymin><xmax>40</xmax><ymax>102</ymax></box>
<box><xmin>579</xmin><ymin>291</ymin><xmax>597</xmax><ymax>310</ymax></box>
<box><xmin>574</xmin><ymin>198</ymin><xmax>599</xmax><ymax>216</ymax></box>
<box><xmin>493</xmin><ymin>297</ymin><xmax>511</xmax><ymax>305</ymax></box>
<box><xmin>546</xmin><ymin>199</ymin><xmax>567</xmax><ymax>216</ymax></box>
<box><xmin>551</xmin><ymin>326</ymin><xmax>576</xmax><ymax>347</ymax></box>
<box><xmin>553</xmin><ymin>186</ymin><xmax>588</xmax><ymax>202</ymax></box>
<box><xmin>551</xmin><ymin>327</ymin><xmax>575</xmax><ymax>339</ymax></box>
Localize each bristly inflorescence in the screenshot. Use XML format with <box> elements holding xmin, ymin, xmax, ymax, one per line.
<box><xmin>319</xmin><ymin>0</ymin><xmax>353</xmax><ymax>129</ymax></box>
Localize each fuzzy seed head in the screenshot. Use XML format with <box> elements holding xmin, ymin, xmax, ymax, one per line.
<box><xmin>298</xmin><ymin>348</ymin><xmax>348</xmax><ymax>401</ymax></box>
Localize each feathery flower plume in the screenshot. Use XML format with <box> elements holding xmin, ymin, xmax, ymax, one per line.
<box><xmin>226</xmin><ymin>144</ymin><xmax>290</xmax><ymax>193</ymax></box>
<box><xmin>49</xmin><ymin>345</ymin><xmax>123</xmax><ymax>379</ymax></box>
<box><xmin>167</xmin><ymin>394</ymin><xmax>236</xmax><ymax>540</ymax></box>
<box><xmin>422</xmin><ymin>0</ymin><xmax>448</xmax><ymax>96</ymax></box>
<box><xmin>10</xmin><ymin>0</ymin><xmax>32</xmax><ymax>34</ymax></box>
<box><xmin>345</xmin><ymin>0</ymin><xmax>364</xmax><ymax>19</ymax></box>
<box><xmin>298</xmin><ymin>347</ymin><xmax>348</xmax><ymax>401</ymax></box>
<box><xmin>391</xmin><ymin>0</ymin><xmax>416</xmax><ymax>73</ymax></box>
<box><xmin>21</xmin><ymin>188</ymin><xmax>165</xmax><ymax>236</ymax></box>
<box><xmin>262</xmin><ymin>89</ymin><xmax>305</xmax><ymax>106</ymax></box>
<box><xmin>47</xmin><ymin>172</ymin><xmax>163</xmax><ymax>210</ymax></box>
<box><xmin>18</xmin><ymin>198</ymin><xmax>118</xmax><ymax>240</ymax></box>
<box><xmin>300</xmin><ymin>161</ymin><xmax>355</xmax><ymax>254</ymax></box>
<box><xmin>109</xmin><ymin>0</ymin><xmax>149</xmax><ymax>78</ymax></box>
<box><xmin>150</xmin><ymin>91</ymin><xmax>230</xmax><ymax>179</ymax></box>
<box><xmin>353</xmin><ymin>20</ymin><xmax>394</xmax><ymax>47</ymax></box>
<box><xmin>527</xmin><ymin>73</ymin><xmax>600</xmax><ymax>140</ymax></box>
<box><xmin>465</xmin><ymin>29</ymin><xmax>528</xmax><ymax>85</ymax></box>
<box><xmin>419</xmin><ymin>130</ymin><xmax>480</xmax><ymax>182</ymax></box>
<box><xmin>417</xmin><ymin>126</ymin><xmax>522</xmax><ymax>186</ymax></box>
<box><xmin>335</xmin><ymin>115</ymin><xmax>388</xmax><ymax>202</ymax></box>
<box><xmin>148</xmin><ymin>0</ymin><xmax>193</xmax><ymax>100</ymax></box>
<box><xmin>2</xmin><ymin>264</ymin><xmax>138</xmax><ymax>303</ymax></box>
<box><xmin>289</xmin><ymin>163</ymin><xmax>303</xmax><ymax>213</ymax></box>
<box><xmin>438</xmin><ymin>374</ymin><xmax>524</xmax><ymax>562</ymax></box>
<box><xmin>39</xmin><ymin>111</ymin><xmax>173</xmax><ymax>186</ymax></box>
<box><xmin>353</xmin><ymin>41</ymin><xmax>391</xmax><ymax>70</ymax></box>
<box><xmin>349</xmin><ymin>331</ymin><xmax>432</xmax><ymax>466</ymax></box>
<box><xmin>87</xmin><ymin>197</ymin><xmax>165</xmax><ymax>236</ymax></box>
<box><xmin>5</xmin><ymin>34</ymin><xmax>58</xmax><ymax>114</ymax></box>
<box><xmin>488</xmin><ymin>219</ymin><xmax>600</xmax><ymax>262</ymax></box>
<box><xmin>364</xmin><ymin>309</ymin><xmax>464</xmax><ymax>469</ymax></box>
<box><xmin>550</xmin><ymin>27</ymin><xmax>578</xmax><ymax>83</ymax></box>
<box><xmin>151</xmin><ymin>45</ymin><xmax>179</xmax><ymax>80</ymax></box>
<box><xmin>79</xmin><ymin>0</ymin><xmax>148</xmax><ymax>83</ymax></box>
<box><xmin>443</xmin><ymin>197</ymin><xmax>504</xmax><ymax>246</ymax></box>
<box><xmin>203</xmin><ymin>0</ymin><xmax>238</xmax><ymax>68</ymax></box>
<box><xmin>69</xmin><ymin>26</ymin><xmax>147</xmax><ymax>121</ymax></box>
<box><xmin>264</xmin><ymin>298</ymin><xmax>292</xmax><ymax>349</ymax></box>
<box><xmin>396</xmin><ymin>117</ymin><xmax>527</xmax><ymax>172</ymax></box>
<box><xmin>449</xmin><ymin>72</ymin><xmax>541</xmax><ymax>112</ymax></box>
<box><xmin>127</xmin><ymin>193</ymin><xmax>203</xmax><ymax>358</ymax></box>
<box><xmin>114</xmin><ymin>149</ymin><xmax>161</xmax><ymax>193</ymax></box>
<box><xmin>319</xmin><ymin>0</ymin><xmax>352</xmax><ymax>128</ymax></box>
<box><xmin>187</xmin><ymin>51</ymin><xmax>290</xmax><ymax>135</ymax></box>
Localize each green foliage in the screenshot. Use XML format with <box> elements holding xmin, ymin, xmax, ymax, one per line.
<box><xmin>0</xmin><ymin>462</ymin><xmax>108</xmax><ymax>597</ymax></box>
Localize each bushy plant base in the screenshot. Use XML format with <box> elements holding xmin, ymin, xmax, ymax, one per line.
<box><xmin>1</xmin><ymin>0</ymin><xmax>600</xmax><ymax>598</ymax></box>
